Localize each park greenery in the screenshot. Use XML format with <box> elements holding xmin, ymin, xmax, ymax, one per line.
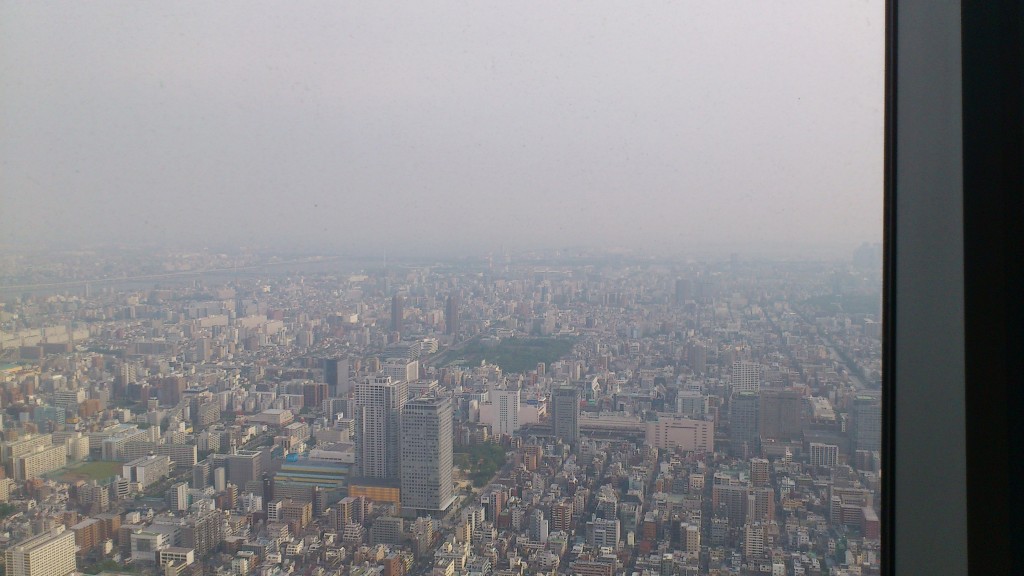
<box><xmin>454</xmin><ymin>443</ymin><xmax>508</xmax><ymax>488</ymax></box>
<box><xmin>443</xmin><ymin>336</ymin><xmax>576</xmax><ymax>375</ymax></box>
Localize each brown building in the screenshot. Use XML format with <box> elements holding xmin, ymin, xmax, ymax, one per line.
<box><xmin>759</xmin><ymin>389</ymin><xmax>804</xmax><ymax>441</ymax></box>
<box><xmin>72</xmin><ymin>518</ymin><xmax>103</xmax><ymax>555</ymax></box>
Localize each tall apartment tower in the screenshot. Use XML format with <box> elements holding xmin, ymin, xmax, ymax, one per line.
<box><xmin>730</xmin><ymin>391</ymin><xmax>761</xmax><ymax>458</ymax></box>
<box><xmin>391</xmin><ymin>294</ymin><xmax>404</xmax><ymax>335</ymax></box>
<box><xmin>354</xmin><ymin>376</ymin><xmax>409</xmax><ymax>479</ymax></box>
<box><xmin>551</xmin><ymin>387</ymin><xmax>581</xmax><ymax>446</ymax></box>
<box><xmin>400</xmin><ymin>396</ymin><xmax>454</xmax><ymax>514</ymax></box>
<box><xmin>445</xmin><ymin>294</ymin><xmax>460</xmax><ymax>337</ymax></box>
<box><xmin>850</xmin><ymin>395</ymin><xmax>882</xmax><ymax>452</ymax></box>
<box><xmin>324</xmin><ymin>357</ymin><xmax>351</xmax><ymax>398</ymax></box>
<box><xmin>731</xmin><ymin>362</ymin><xmax>762</xmax><ymax>394</ymax></box>
<box><xmin>5</xmin><ymin>526</ymin><xmax>77</xmax><ymax>576</ymax></box>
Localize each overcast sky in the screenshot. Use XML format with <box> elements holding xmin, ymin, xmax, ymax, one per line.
<box><xmin>1</xmin><ymin>1</ymin><xmax>883</xmax><ymax>258</ymax></box>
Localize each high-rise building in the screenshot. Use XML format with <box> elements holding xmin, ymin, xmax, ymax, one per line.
<box><xmin>5</xmin><ymin>526</ymin><xmax>77</xmax><ymax>576</ymax></box>
<box><xmin>303</xmin><ymin>382</ymin><xmax>328</xmax><ymax>410</ymax></box>
<box><xmin>759</xmin><ymin>389</ymin><xmax>804</xmax><ymax>441</ymax></box>
<box><xmin>731</xmin><ymin>361</ymin><xmax>762</xmax><ymax>394</ymax></box>
<box><xmin>445</xmin><ymin>294</ymin><xmax>460</xmax><ymax>337</ymax></box>
<box><xmin>551</xmin><ymin>387</ymin><xmax>581</xmax><ymax>446</ymax></box>
<box><xmin>354</xmin><ymin>376</ymin><xmax>408</xmax><ymax>479</ymax></box>
<box><xmin>400</xmin><ymin>396</ymin><xmax>454</xmax><ymax>514</ymax></box>
<box><xmin>851</xmin><ymin>395</ymin><xmax>882</xmax><ymax>452</ymax></box>
<box><xmin>479</xmin><ymin>386</ymin><xmax>520</xmax><ymax>436</ymax></box>
<box><xmin>730</xmin><ymin>391</ymin><xmax>760</xmax><ymax>458</ymax></box>
<box><xmin>391</xmin><ymin>294</ymin><xmax>403</xmax><ymax>334</ymax></box>
<box><xmin>382</xmin><ymin>358</ymin><xmax>419</xmax><ymax>384</ymax></box>
<box><xmin>210</xmin><ymin>449</ymin><xmax>269</xmax><ymax>495</ymax></box>
<box><xmin>324</xmin><ymin>357</ymin><xmax>351</xmax><ymax>398</ymax></box>
<box><xmin>809</xmin><ymin>443</ymin><xmax>840</xmax><ymax>468</ymax></box>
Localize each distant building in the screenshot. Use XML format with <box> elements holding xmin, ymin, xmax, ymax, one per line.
<box><xmin>731</xmin><ymin>361</ymin><xmax>762</xmax><ymax>394</ymax></box>
<box><xmin>550</xmin><ymin>387</ymin><xmax>581</xmax><ymax>446</ymax></box>
<box><xmin>122</xmin><ymin>454</ymin><xmax>172</xmax><ymax>489</ymax></box>
<box><xmin>5</xmin><ymin>526</ymin><xmax>77</xmax><ymax>576</ymax></box>
<box><xmin>324</xmin><ymin>357</ymin><xmax>351</xmax><ymax>398</ymax></box>
<box><xmin>355</xmin><ymin>376</ymin><xmax>408</xmax><ymax>479</ymax></box>
<box><xmin>445</xmin><ymin>294</ymin><xmax>460</xmax><ymax>337</ymax></box>
<box><xmin>645</xmin><ymin>414</ymin><xmax>713</xmax><ymax>452</ymax></box>
<box><xmin>479</xmin><ymin>386</ymin><xmax>520</xmax><ymax>436</ymax></box>
<box><xmin>401</xmin><ymin>396</ymin><xmax>455</xmax><ymax>515</ymax></box>
<box><xmin>730</xmin><ymin>391</ymin><xmax>761</xmax><ymax>458</ymax></box>
<box><xmin>390</xmin><ymin>294</ymin><xmax>403</xmax><ymax>335</ymax></box>
<box><xmin>759</xmin><ymin>389</ymin><xmax>804</xmax><ymax>441</ymax></box>
<box><xmin>851</xmin><ymin>395</ymin><xmax>882</xmax><ymax>452</ymax></box>
<box><xmin>210</xmin><ymin>449</ymin><xmax>270</xmax><ymax>494</ymax></box>
<box><xmin>809</xmin><ymin>442</ymin><xmax>840</xmax><ymax>467</ymax></box>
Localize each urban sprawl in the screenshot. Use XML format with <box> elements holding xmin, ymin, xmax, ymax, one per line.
<box><xmin>0</xmin><ymin>247</ymin><xmax>882</xmax><ymax>576</ymax></box>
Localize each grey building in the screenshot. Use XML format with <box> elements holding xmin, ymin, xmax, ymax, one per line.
<box><xmin>730</xmin><ymin>391</ymin><xmax>761</xmax><ymax>458</ymax></box>
<box><xmin>550</xmin><ymin>387</ymin><xmax>581</xmax><ymax>446</ymax></box>
<box><xmin>400</xmin><ymin>396</ymin><xmax>454</xmax><ymax>515</ymax></box>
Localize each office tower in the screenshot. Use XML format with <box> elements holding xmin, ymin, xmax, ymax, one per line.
<box><xmin>445</xmin><ymin>294</ymin><xmax>460</xmax><ymax>337</ymax></box>
<box><xmin>551</xmin><ymin>387</ymin><xmax>581</xmax><ymax>446</ymax></box>
<box><xmin>687</xmin><ymin>341</ymin><xmax>707</xmax><ymax>375</ymax></box>
<box><xmin>809</xmin><ymin>443</ymin><xmax>840</xmax><ymax>467</ymax></box>
<box><xmin>324</xmin><ymin>357</ymin><xmax>351</xmax><ymax>398</ymax></box>
<box><xmin>585</xmin><ymin>516</ymin><xmax>621</xmax><ymax>549</ymax></box>
<box><xmin>759</xmin><ymin>389</ymin><xmax>804</xmax><ymax>441</ymax></box>
<box><xmin>391</xmin><ymin>294</ymin><xmax>403</xmax><ymax>334</ymax></box>
<box><xmin>5</xmin><ymin>526</ymin><xmax>77</xmax><ymax>576</ymax></box>
<box><xmin>400</xmin><ymin>396</ymin><xmax>454</xmax><ymax>514</ymax></box>
<box><xmin>354</xmin><ymin>376</ymin><xmax>408</xmax><ymax>479</ymax></box>
<box><xmin>210</xmin><ymin>449</ymin><xmax>269</xmax><ymax>495</ymax></box>
<box><xmin>676</xmin><ymin>390</ymin><xmax>710</xmax><ymax>417</ymax></box>
<box><xmin>479</xmin><ymin>386</ymin><xmax>520</xmax><ymax>436</ymax></box>
<box><xmin>382</xmin><ymin>358</ymin><xmax>419</xmax><ymax>384</ymax></box>
<box><xmin>730</xmin><ymin>391</ymin><xmax>761</xmax><ymax>458</ymax></box>
<box><xmin>851</xmin><ymin>395</ymin><xmax>882</xmax><ymax>452</ymax></box>
<box><xmin>731</xmin><ymin>361</ymin><xmax>762</xmax><ymax>393</ymax></box>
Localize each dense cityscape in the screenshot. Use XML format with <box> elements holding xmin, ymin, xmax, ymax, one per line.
<box><xmin>0</xmin><ymin>245</ymin><xmax>882</xmax><ymax>576</ymax></box>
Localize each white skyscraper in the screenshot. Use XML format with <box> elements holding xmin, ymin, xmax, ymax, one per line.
<box><xmin>479</xmin><ymin>386</ymin><xmax>520</xmax><ymax>436</ymax></box>
<box><xmin>354</xmin><ymin>376</ymin><xmax>408</xmax><ymax>479</ymax></box>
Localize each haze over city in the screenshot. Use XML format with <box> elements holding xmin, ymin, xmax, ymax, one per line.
<box><xmin>1</xmin><ymin>1</ymin><xmax>883</xmax><ymax>257</ymax></box>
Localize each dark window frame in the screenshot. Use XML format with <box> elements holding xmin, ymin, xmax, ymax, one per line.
<box><xmin>886</xmin><ymin>1</ymin><xmax>1022</xmax><ymax>573</ymax></box>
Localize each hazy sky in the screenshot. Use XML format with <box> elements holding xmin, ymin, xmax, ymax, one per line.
<box><xmin>1</xmin><ymin>1</ymin><xmax>884</xmax><ymax>257</ymax></box>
